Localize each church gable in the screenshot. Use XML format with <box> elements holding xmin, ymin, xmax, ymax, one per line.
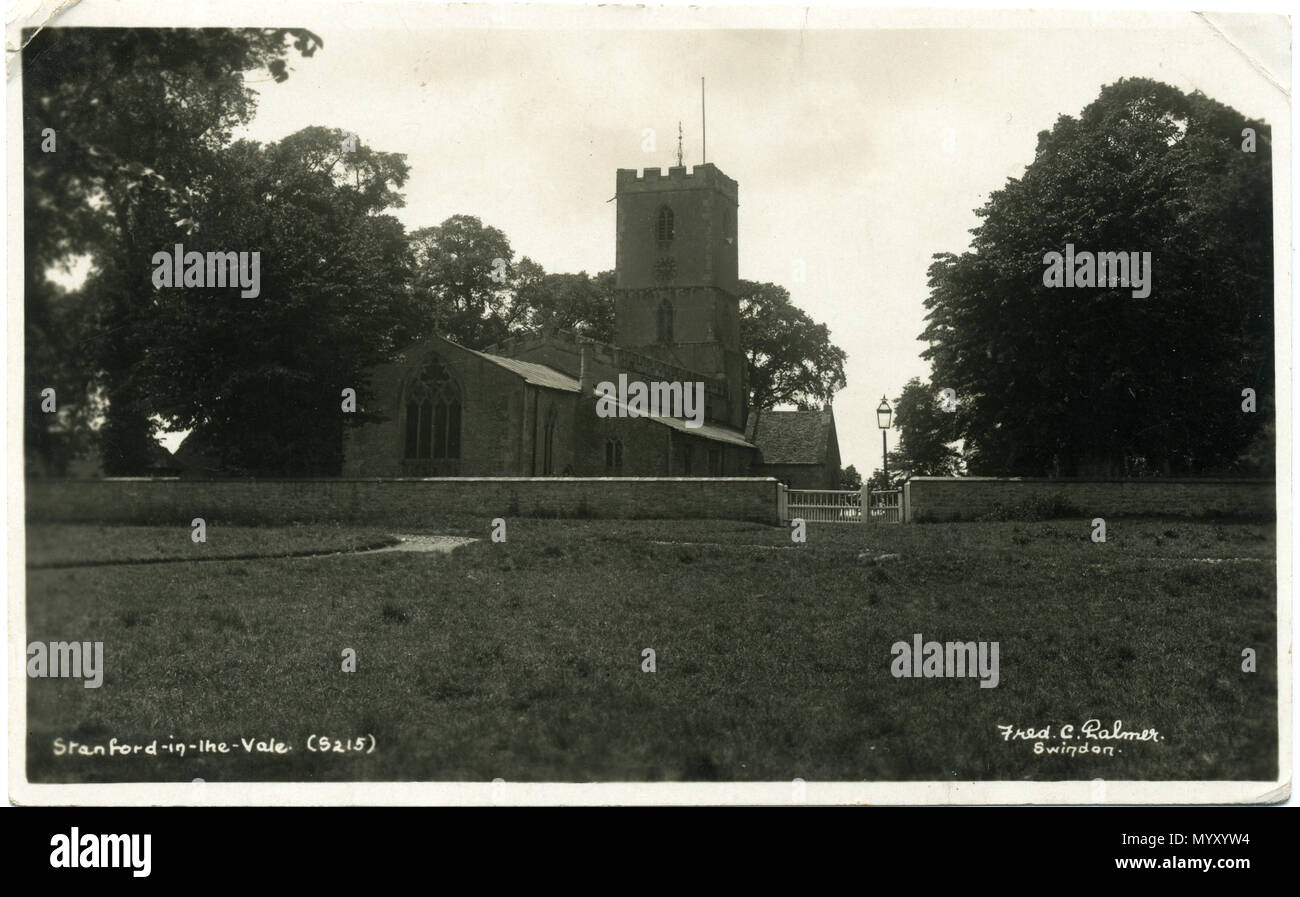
<box><xmin>747</xmin><ymin>408</ymin><xmax>841</xmax><ymax>489</ymax></box>
<box><xmin>345</xmin><ymin>336</ymin><xmax>574</xmax><ymax>477</ymax></box>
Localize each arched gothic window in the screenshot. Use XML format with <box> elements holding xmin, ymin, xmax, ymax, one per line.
<box><xmin>404</xmin><ymin>358</ymin><xmax>462</xmax><ymax>460</ymax></box>
<box><xmin>655</xmin><ymin>206</ymin><xmax>675</xmax><ymax>243</ymax></box>
<box><xmin>656</xmin><ymin>297</ymin><xmax>674</xmax><ymax>343</ymax></box>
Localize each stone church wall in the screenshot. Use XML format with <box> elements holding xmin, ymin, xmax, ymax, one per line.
<box><xmin>27</xmin><ymin>477</ymin><xmax>782</xmax><ymax>526</ymax></box>
<box><xmin>904</xmin><ymin>477</ymin><xmax>1276</xmax><ymax>522</ymax></box>
<box><xmin>579</xmin><ymin>411</ymin><xmax>668</xmax><ymax>475</ymax></box>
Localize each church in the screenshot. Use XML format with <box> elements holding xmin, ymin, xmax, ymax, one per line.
<box><xmin>343</xmin><ymin>162</ymin><xmax>842</xmax><ymax>488</ymax></box>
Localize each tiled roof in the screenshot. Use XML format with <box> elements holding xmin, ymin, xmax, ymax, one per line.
<box><xmin>469</xmin><ymin>349</ymin><xmax>581</xmax><ymax>393</ymax></box>
<box><xmin>747</xmin><ymin>409</ymin><xmax>832</xmax><ymax>464</ymax></box>
<box><xmin>443</xmin><ymin>335</ymin><xmax>756</xmax><ymax>448</ymax></box>
<box><xmin>644</xmin><ymin>413</ymin><xmax>755</xmax><ymax>448</ymax></box>
<box><xmin>597</xmin><ymin>391</ymin><xmax>755</xmax><ymax>447</ymax></box>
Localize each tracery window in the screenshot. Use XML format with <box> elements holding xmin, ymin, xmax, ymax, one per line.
<box><xmin>404</xmin><ymin>358</ymin><xmax>462</xmax><ymax>460</ymax></box>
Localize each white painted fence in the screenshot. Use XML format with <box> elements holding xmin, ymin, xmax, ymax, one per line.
<box><xmin>777</xmin><ymin>484</ymin><xmax>904</xmax><ymax>524</ymax></box>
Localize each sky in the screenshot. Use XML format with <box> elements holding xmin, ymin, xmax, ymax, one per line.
<box><xmin>153</xmin><ymin>11</ymin><xmax>1292</xmax><ymax>467</ymax></box>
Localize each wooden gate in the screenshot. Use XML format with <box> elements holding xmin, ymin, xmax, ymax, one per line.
<box><xmin>780</xmin><ymin>487</ymin><xmax>862</xmax><ymax>523</ymax></box>
<box><xmin>777</xmin><ymin>484</ymin><xmax>904</xmax><ymax>524</ymax></box>
<box><xmin>867</xmin><ymin>488</ymin><xmax>902</xmax><ymax>523</ymax></box>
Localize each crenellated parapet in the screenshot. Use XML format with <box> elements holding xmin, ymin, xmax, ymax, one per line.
<box><xmin>616</xmin><ymin>163</ymin><xmax>738</xmax><ymax>200</ymax></box>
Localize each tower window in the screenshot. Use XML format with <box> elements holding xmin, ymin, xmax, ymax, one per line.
<box><xmin>655</xmin><ymin>206</ymin><xmax>674</xmax><ymax>243</ymax></box>
<box><xmin>605</xmin><ymin>438</ymin><xmax>624</xmax><ymax>473</ymax></box>
<box><xmin>656</xmin><ymin>297</ymin><xmax>674</xmax><ymax>343</ymax></box>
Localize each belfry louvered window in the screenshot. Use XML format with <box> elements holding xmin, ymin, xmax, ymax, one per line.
<box><xmin>655</xmin><ymin>205</ymin><xmax>674</xmax><ymax>243</ymax></box>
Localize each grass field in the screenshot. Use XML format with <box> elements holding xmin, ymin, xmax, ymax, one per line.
<box><xmin>26</xmin><ymin>524</ymin><xmax>399</xmax><ymax>568</ymax></box>
<box><xmin>25</xmin><ymin>516</ymin><xmax>1278</xmax><ymax>783</ymax></box>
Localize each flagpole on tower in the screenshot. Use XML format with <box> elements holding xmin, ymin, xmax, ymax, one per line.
<box><xmin>701</xmin><ymin>76</ymin><xmax>707</xmax><ymax>164</ymax></box>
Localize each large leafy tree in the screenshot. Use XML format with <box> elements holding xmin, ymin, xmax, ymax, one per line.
<box><xmin>921</xmin><ymin>78</ymin><xmax>1272</xmax><ymax>477</ymax></box>
<box><xmin>510</xmin><ymin>263</ymin><xmax>616</xmax><ymax>342</ymax></box>
<box><xmin>410</xmin><ymin>216</ymin><xmax>518</xmax><ymax>349</ymax></box>
<box><xmin>23</xmin><ymin>27</ymin><xmax>322</xmax><ymax>473</ymax></box>
<box><xmin>739</xmin><ymin>280</ymin><xmax>847</xmax><ymax>411</ymax></box>
<box><xmin>139</xmin><ymin>127</ymin><xmax>418</xmax><ymax>475</ymax></box>
<box><xmin>24</xmin><ymin>277</ymin><xmax>99</xmax><ymax>474</ymax></box>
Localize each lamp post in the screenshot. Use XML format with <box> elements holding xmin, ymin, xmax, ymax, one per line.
<box><xmin>876</xmin><ymin>395</ymin><xmax>892</xmax><ymax>487</ymax></box>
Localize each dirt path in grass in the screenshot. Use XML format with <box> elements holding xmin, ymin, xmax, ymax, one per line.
<box><xmin>364</xmin><ymin>535</ymin><xmax>478</xmax><ymax>554</ymax></box>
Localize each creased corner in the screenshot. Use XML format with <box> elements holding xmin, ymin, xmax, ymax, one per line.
<box><xmin>6</xmin><ymin>0</ymin><xmax>83</xmax><ymax>79</ymax></box>
<box><xmin>1250</xmin><ymin>779</ymin><xmax>1292</xmax><ymax>805</ymax></box>
<box><xmin>1193</xmin><ymin>11</ymin><xmax>1291</xmax><ymax>100</ymax></box>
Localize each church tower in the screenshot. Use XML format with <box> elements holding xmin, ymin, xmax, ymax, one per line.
<box><xmin>613</xmin><ymin>163</ymin><xmax>745</xmax><ymax>429</ymax></box>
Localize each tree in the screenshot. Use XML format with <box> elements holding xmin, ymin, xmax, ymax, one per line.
<box><xmin>839</xmin><ymin>464</ymin><xmax>863</xmax><ymax>490</ymax></box>
<box><xmin>410</xmin><ymin>216</ymin><xmax>518</xmax><ymax>349</ymax></box>
<box><xmin>138</xmin><ymin>127</ymin><xmax>418</xmax><ymax>475</ymax></box>
<box><xmin>23</xmin><ymin>27</ymin><xmax>323</xmax><ymax>473</ymax></box>
<box><xmin>888</xmin><ymin>377</ymin><xmax>963</xmax><ymax>479</ymax></box>
<box><xmin>865</xmin><ymin>468</ymin><xmax>893</xmax><ymax>490</ymax></box>
<box><xmin>921</xmin><ymin>78</ymin><xmax>1272</xmax><ymax>477</ymax></box>
<box><xmin>739</xmin><ymin>280</ymin><xmax>847</xmax><ymax>411</ymax></box>
<box><xmin>510</xmin><ymin>264</ymin><xmax>616</xmax><ymax>342</ymax></box>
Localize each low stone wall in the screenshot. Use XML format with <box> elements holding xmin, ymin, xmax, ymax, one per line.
<box><xmin>25</xmin><ymin>477</ymin><xmax>782</xmax><ymax>526</ymax></box>
<box><xmin>903</xmin><ymin>477</ymin><xmax>1276</xmax><ymax>522</ymax></box>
